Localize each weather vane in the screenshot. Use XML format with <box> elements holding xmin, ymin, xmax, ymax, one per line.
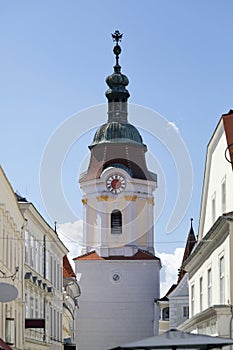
<box><xmin>111</xmin><ymin>30</ymin><xmax>123</xmax><ymax>72</ymax></box>
<box><xmin>112</xmin><ymin>30</ymin><xmax>123</xmax><ymax>44</ymax></box>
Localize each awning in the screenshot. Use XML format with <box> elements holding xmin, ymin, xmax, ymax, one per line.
<box><xmin>0</xmin><ymin>338</ymin><xmax>13</xmax><ymax>350</ymax></box>
<box><xmin>110</xmin><ymin>329</ymin><xmax>233</xmax><ymax>350</ymax></box>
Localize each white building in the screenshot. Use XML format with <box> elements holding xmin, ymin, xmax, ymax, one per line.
<box><xmin>17</xmin><ymin>197</ymin><xmax>69</xmax><ymax>350</ymax></box>
<box><xmin>0</xmin><ymin>166</ymin><xmax>24</xmax><ymax>350</ymax></box>
<box><xmin>158</xmin><ymin>220</ymin><xmax>196</xmax><ymax>334</ymax></box>
<box><xmin>74</xmin><ymin>31</ymin><xmax>161</xmax><ymax>350</ymax></box>
<box><xmin>181</xmin><ymin>110</ymin><xmax>233</xmax><ymax>336</ymax></box>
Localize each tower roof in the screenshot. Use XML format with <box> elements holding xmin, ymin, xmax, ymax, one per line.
<box><xmin>90</xmin><ymin>31</ymin><xmax>144</xmax><ymax>149</ymax></box>
<box><xmin>105</xmin><ymin>30</ymin><xmax>130</xmax><ymax>103</ymax></box>
<box><xmin>91</xmin><ymin>121</ymin><xmax>144</xmax><ymax>147</ymax></box>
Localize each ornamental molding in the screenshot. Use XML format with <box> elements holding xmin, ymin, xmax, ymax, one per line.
<box><xmin>147</xmin><ymin>198</ymin><xmax>154</xmax><ymax>205</ymax></box>
<box><xmin>124</xmin><ymin>195</ymin><xmax>137</xmax><ymax>201</ymax></box>
<box><xmin>97</xmin><ymin>196</ymin><xmax>109</xmax><ymax>202</ymax></box>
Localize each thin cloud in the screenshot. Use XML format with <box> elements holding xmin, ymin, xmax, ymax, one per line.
<box><xmin>168</xmin><ymin>121</ymin><xmax>179</xmax><ymax>133</ymax></box>
<box><xmin>57</xmin><ymin>220</ymin><xmax>84</xmax><ymax>268</ymax></box>
<box><xmin>157</xmin><ymin>247</ymin><xmax>184</xmax><ymax>296</ymax></box>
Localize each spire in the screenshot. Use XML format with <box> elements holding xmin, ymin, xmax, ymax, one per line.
<box><xmin>89</xmin><ymin>31</ymin><xmax>145</xmax><ymax>149</ymax></box>
<box><xmin>177</xmin><ymin>218</ymin><xmax>197</xmax><ymax>283</ymax></box>
<box><xmin>105</xmin><ymin>30</ymin><xmax>130</xmax><ymax>123</ymax></box>
<box><xmin>112</xmin><ymin>30</ymin><xmax>123</xmax><ymax>73</ymax></box>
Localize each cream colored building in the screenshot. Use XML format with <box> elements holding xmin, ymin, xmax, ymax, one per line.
<box><xmin>0</xmin><ymin>165</ymin><xmax>79</xmax><ymax>350</ymax></box>
<box><xmin>180</xmin><ymin>110</ymin><xmax>233</xmax><ymax>336</ymax></box>
<box><xmin>17</xmin><ymin>198</ymin><xmax>69</xmax><ymax>350</ymax></box>
<box><xmin>0</xmin><ymin>166</ymin><xmax>25</xmax><ymax>350</ymax></box>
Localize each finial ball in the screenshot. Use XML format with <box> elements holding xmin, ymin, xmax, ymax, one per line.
<box><xmin>113</xmin><ymin>44</ymin><xmax>121</xmax><ymax>56</ymax></box>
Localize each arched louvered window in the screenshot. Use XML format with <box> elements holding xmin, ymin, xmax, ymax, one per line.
<box><xmin>162</xmin><ymin>307</ymin><xmax>169</xmax><ymax>321</ymax></box>
<box><xmin>111</xmin><ymin>210</ymin><xmax>122</xmax><ymax>234</ymax></box>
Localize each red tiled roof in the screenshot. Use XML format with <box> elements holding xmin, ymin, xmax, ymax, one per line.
<box><xmin>63</xmin><ymin>255</ymin><xmax>76</xmax><ymax>278</ymax></box>
<box><xmin>222</xmin><ymin>110</ymin><xmax>233</xmax><ymax>170</ymax></box>
<box><xmin>73</xmin><ymin>249</ymin><xmax>160</xmax><ymax>261</ymax></box>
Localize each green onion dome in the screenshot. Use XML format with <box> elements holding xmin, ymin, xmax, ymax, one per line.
<box><xmin>90</xmin><ymin>122</ymin><xmax>143</xmax><ymax>148</ymax></box>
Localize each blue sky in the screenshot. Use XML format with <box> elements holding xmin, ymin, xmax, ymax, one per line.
<box><xmin>1</xmin><ymin>0</ymin><xmax>233</xmax><ymax>292</ymax></box>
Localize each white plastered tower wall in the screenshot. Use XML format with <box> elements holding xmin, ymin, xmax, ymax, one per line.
<box><xmin>80</xmin><ymin>167</ymin><xmax>156</xmax><ymax>257</ymax></box>
<box><xmin>75</xmin><ymin>258</ymin><xmax>161</xmax><ymax>350</ymax></box>
<box><xmin>74</xmin><ymin>31</ymin><xmax>161</xmax><ymax>350</ymax></box>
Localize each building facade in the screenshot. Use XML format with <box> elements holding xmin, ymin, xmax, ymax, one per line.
<box><xmin>157</xmin><ymin>220</ymin><xmax>196</xmax><ymax>334</ymax></box>
<box><xmin>63</xmin><ymin>255</ymin><xmax>81</xmax><ymax>350</ymax></box>
<box><xmin>17</xmin><ymin>198</ymin><xmax>69</xmax><ymax>350</ymax></box>
<box><xmin>74</xmin><ymin>31</ymin><xmax>161</xmax><ymax>350</ymax></box>
<box><xmin>180</xmin><ymin>110</ymin><xmax>233</xmax><ymax>336</ymax></box>
<box><xmin>0</xmin><ymin>166</ymin><xmax>25</xmax><ymax>350</ymax></box>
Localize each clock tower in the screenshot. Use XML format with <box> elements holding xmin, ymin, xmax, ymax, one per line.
<box><xmin>74</xmin><ymin>31</ymin><xmax>161</xmax><ymax>350</ymax></box>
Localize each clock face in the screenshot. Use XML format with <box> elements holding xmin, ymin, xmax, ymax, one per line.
<box><xmin>106</xmin><ymin>174</ymin><xmax>126</xmax><ymax>194</ymax></box>
<box><xmin>112</xmin><ymin>273</ymin><xmax>121</xmax><ymax>282</ymax></box>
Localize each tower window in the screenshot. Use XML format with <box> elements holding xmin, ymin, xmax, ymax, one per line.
<box><xmin>162</xmin><ymin>307</ymin><xmax>169</xmax><ymax>321</ymax></box>
<box><xmin>111</xmin><ymin>210</ymin><xmax>122</xmax><ymax>234</ymax></box>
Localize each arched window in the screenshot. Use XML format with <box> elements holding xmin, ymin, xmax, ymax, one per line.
<box><xmin>162</xmin><ymin>307</ymin><xmax>169</xmax><ymax>321</ymax></box>
<box><xmin>111</xmin><ymin>210</ymin><xmax>122</xmax><ymax>234</ymax></box>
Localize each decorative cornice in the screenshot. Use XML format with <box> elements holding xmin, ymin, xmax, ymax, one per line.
<box><xmin>97</xmin><ymin>196</ymin><xmax>109</xmax><ymax>202</ymax></box>
<box><xmin>124</xmin><ymin>195</ymin><xmax>137</xmax><ymax>201</ymax></box>
<box><xmin>147</xmin><ymin>198</ymin><xmax>154</xmax><ymax>205</ymax></box>
<box><xmin>179</xmin><ymin>305</ymin><xmax>231</xmax><ymax>332</ymax></box>
<box><xmin>183</xmin><ymin>216</ymin><xmax>230</xmax><ymax>276</ymax></box>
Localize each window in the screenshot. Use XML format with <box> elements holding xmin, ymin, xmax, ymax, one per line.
<box><xmin>30</xmin><ymin>235</ymin><xmax>34</xmax><ymax>268</ymax></box>
<box><xmin>221</xmin><ymin>178</ymin><xmax>226</xmax><ymax>213</ymax></box>
<box><xmin>162</xmin><ymin>307</ymin><xmax>169</xmax><ymax>321</ymax></box>
<box><xmin>207</xmin><ymin>268</ymin><xmax>212</xmax><ymax>307</ymax></box>
<box><xmin>25</xmin><ymin>231</ymin><xmax>29</xmax><ymax>264</ymax></box>
<box><xmin>53</xmin><ymin>309</ymin><xmax>56</xmax><ymax>340</ymax></box>
<box><xmin>183</xmin><ymin>306</ymin><xmax>189</xmax><ymax>318</ymax></box>
<box><xmin>50</xmin><ymin>256</ymin><xmax>53</xmax><ymax>284</ymax></box>
<box><xmin>35</xmin><ymin>240</ymin><xmax>39</xmax><ymax>273</ymax></box>
<box><xmin>212</xmin><ymin>193</ymin><xmax>216</xmax><ymax>223</ymax></box>
<box><xmin>40</xmin><ymin>297</ymin><xmax>44</xmax><ymax>318</ymax></box>
<box><xmin>25</xmin><ymin>292</ymin><xmax>29</xmax><ymax>318</ymax></box>
<box><xmin>35</xmin><ymin>297</ymin><xmax>39</xmax><ymax>318</ymax></box>
<box><xmin>5</xmin><ymin>318</ymin><xmax>15</xmax><ymax>345</ymax></box>
<box><xmin>191</xmin><ymin>284</ymin><xmax>195</xmax><ymax>316</ymax></box>
<box><xmin>199</xmin><ymin>277</ymin><xmax>203</xmax><ymax>311</ymax></box>
<box><xmin>39</xmin><ymin>243</ymin><xmax>43</xmax><ymax>276</ymax></box>
<box><xmin>219</xmin><ymin>256</ymin><xmax>225</xmax><ymax>304</ymax></box>
<box><xmin>111</xmin><ymin>210</ymin><xmax>122</xmax><ymax>234</ymax></box>
<box><xmin>50</xmin><ymin>307</ymin><xmax>53</xmax><ymax>339</ymax></box>
<box><xmin>30</xmin><ymin>294</ymin><xmax>34</xmax><ymax>318</ymax></box>
<box><xmin>53</xmin><ymin>259</ymin><xmax>57</xmax><ymax>288</ymax></box>
<box><xmin>46</xmin><ymin>250</ymin><xmax>50</xmax><ymax>280</ymax></box>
